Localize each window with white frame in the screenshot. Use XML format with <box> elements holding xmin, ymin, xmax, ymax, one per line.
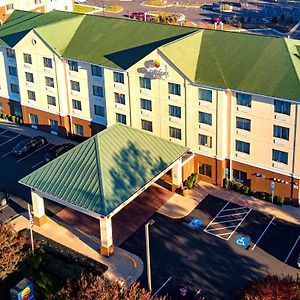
<box><xmin>198</xmin><ymin>134</ymin><xmax>212</xmax><ymax>148</ymax></box>
<box><xmin>169</xmin><ymin>126</ymin><xmax>181</xmax><ymax>140</ymax></box>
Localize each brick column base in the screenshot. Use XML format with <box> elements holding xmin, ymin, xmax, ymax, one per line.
<box><xmin>33</xmin><ymin>215</ymin><xmax>47</xmax><ymax>227</ymax></box>
<box><xmin>100</xmin><ymin>245</ymin><xmax>114</xmax><ymax>257</ymax></box>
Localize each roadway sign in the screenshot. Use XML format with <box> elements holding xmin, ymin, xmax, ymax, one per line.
<box><xmin>225</xmin><ymin>168</ymin><xmax>229</xmax><ymax>178</ymax></box>
<box><xmin>271</xmin><ymin>181</ymin><xmax>275</xmax><ymax>191</ymax></box>
<box><xmin>188</xmin><ymin>218</ymin><xmax>203</xmax><ymax>229</ymax></box>
<box><xmin>235</xmin><ymin>235</ymin><xmax>251</xmax><ymax>248</ymax></box>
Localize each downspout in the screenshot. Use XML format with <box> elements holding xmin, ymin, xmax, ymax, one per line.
<box><xmin>229</xmin><ymin>89</ymin><xmax>233</xmax><ymax>180</ymax></box>
<box><xmin>291</xmin><ymin>104</ymin><xmax>298</xmax><ymax>202</ymax></box>
<box><xmin>215</xmin><ymin>90</ymin><xmax>219</xmax><ymax>185</ymax></box>
<box><xmin>184</xmin><ymin>78</ymin><xmax>187</xmax><ymax>147</ymax></box>
<box><xmin>53</xmin><ymin>53</ymin><xmax>63</xmax><ymax>132</ymax></box>
<box><xmin>62</xmin><ymin>59</ymin><xmax>73</xmax><ymax>135</ymax></box>
<box><xmin>126</xmin><ymin>71</ymin><xmax>132</xmax><ymax>127</ymax></box>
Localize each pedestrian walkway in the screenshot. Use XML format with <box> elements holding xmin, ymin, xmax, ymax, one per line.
<box><xmin>158</xmin><ymin>181</ymin><xmax>300</xmax><ymax>225</ymax></box>
<box><xmin>0</xmin><ymin>120</ymin><xmax>78</xmax><ymax>145</ymax></box>
<box><xmin>11</xmin><ymin>215</ymin><xmax>143</xmax><ymax>286</ymax></box>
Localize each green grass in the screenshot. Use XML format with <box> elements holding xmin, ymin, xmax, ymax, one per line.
<box><xmin>73</xmin><ymin>4</ymin><xmax>97</xmax><ymax>13</ymax></box>
<box><xmin>104</xmin><ymin>5</ymin><xmax>123</xmax><ymax>13</ymax></box>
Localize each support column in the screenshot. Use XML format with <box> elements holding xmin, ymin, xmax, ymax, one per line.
<box><xmin>31</xmin><ymin>189</ymin><xmax>47</xmax><ymax>226</ymax></box>
<box><xmin>100</xmin><ymin>216</ymin><xmax>114</xmax><ymax>257</ymax></box>
<box><xmin>171</xmin><ymin>161</ymin><xmax>183</xmax><ymax>192</ymax></box>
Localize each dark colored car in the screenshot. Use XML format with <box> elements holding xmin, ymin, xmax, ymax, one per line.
<box><xmin>131</xmin><ymin>11</ymin><xmax>145</xmax><ymax>20</ymax></box>
<box><xmin>44</xmin><ymin>143</ymin><xmax>75</xmax><ymax>162</ymax></box>
<box><xmin>0</xmin><ymin>189</ymin><xmax>9</xmax><ymax>204</ymax></box>
<box><xmin>13</xmin><ymin>136</ymin><xmax>47</xmax><ymax>157</ymax></box>
<box><xmin>211</xmin><ymin>16</ymin><xmax>221</xmax><ymax>24</ymax></box>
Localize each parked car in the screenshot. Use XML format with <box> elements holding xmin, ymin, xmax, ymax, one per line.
<box><xmin>131</xmin><ymin>11</ymin><xmax>145</xmax><ymax>20</ymax></box>
<box><xmin>13</xmin><ymin>136</ymin><xmax>47</xmax><ymax>157</ymax></box>
<box><xmin>74</xmin><ymin>0</ymin><xmax>87</xmax><ymax>3</ymax></box>
<box><xmin>44</xmin><ymin>143</ymin><xmax>75</xmax><ymax>162</ymax></box>
<box><xmin>211</xmin><ymin>16</ymin><xmax>221</xmax><ymax>24</ymax></box>
<box><xmin>0</xmin><ymin>189</ymin><xmax>9</xmax><ymax>206</ymax></box>
<box><xmin>212</xmin><ymin>3</ymin><xmax>220</xmax><ymax>11</ymax></box>
<box><xmin>297</xmin><ymin>255</ymin><xmax>300</xmax><ymax>268</ymax></box>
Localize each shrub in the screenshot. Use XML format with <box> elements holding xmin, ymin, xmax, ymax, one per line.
<box><xmin>240</xmin><ymin>185</ymin><xmax>249</xmax><ymax>195</ymax></box>
<box><xmin>11</xmin><ymin>115</ymin><xmax>16</xmax><ymax>123</ymax></box>
<box><xmin>5</xmin><ymin>114</ymin><xmax>11</xmax><ymax>120</ymax></box>
<box><xmin>267</xmin><ymin>194</ymin><xmax>273</xmax><ymax>202</ymax></box>
<box><xmin>284</xmin><ymin>198</ymin><xmax>291</xmax><ymax>205</ymax></box>
<box><xmin>255</xmin><ymin>191</ymin><xmax>266</xmax><ymax>200</ymax></box>
<box><xmin>233</xmin><ymin>182</ymin><xmax>243</xmax><ymax>191</ymax></box>
<box><xmin>276</xmin><ymin>196</ymin><xmax>284</xmax><ymax>205</ymax></box>
<box><xmin>184</xmin><ymin>173</ymin><xmax>199</xmax><ymax>190</ymax></box>
<box><xmin>1</xmin><ymin>113</ymin><xmax>6</xmax><ymax>119</ymax></box>
<box><xmin>0</xmin><ymin>112</ymin><xmax>3</xmax><ymax>119</ymax></box>
<box><xmin>249</xmin><ymin>190</ymin><xmax>256</xmax><ymax>197</ymax></box>
<box><xmin>223</xmin><ymin>177</ymin><xmax>229</xmax><ymax>189</ymax></box>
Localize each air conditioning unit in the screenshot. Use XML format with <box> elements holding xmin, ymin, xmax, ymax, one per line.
<box><xmin>237</xmin><ymin>106</ymin><xmax>250</xmax><ymax>113</ymax></box>
<box><xmin>273</xmin><ymin>138</ymin><xmax>285</xmax><ymax>145</ymax></box>
<box><xmin>141</xmin><ymin>110</ymin><xmax>150</xmax><ymax>116</ymax></box>
<box><xmin>275</xmin><ymin>114</ymin><xmax>286</xmax><ymax>121</ymax></box>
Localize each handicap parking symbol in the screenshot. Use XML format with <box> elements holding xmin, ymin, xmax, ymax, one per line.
<box><xmin>188</xmin><ymin>218</ymin><xmax>203</xmax><ymax>229</ymax></box>
<box><xmin>235</xmin><ymin>235</ymin><xmax>251</xmax><ymax>248</ymax></box>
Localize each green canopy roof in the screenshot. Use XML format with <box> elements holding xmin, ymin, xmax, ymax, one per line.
<box><xmin>19</xmin><ymin>124</ymin><xmax>188</xmax><ymax>217</ymax></box>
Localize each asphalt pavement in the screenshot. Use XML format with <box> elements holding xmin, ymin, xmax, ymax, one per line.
<box><xmin>121</xmin><ymin>195</ymin><xmax>300</xmax><ymax>299</ymax></box>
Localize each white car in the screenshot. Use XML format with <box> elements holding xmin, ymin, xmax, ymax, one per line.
<box><xmin>75</xmin><ymin>0</ymin><xmax>87</xmax><ymax>3</ymax></box>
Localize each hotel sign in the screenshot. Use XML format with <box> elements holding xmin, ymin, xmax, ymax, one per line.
<box><xmin>141</xmin><ymin>59</ymin><xmax>169</xmax><ymax>80</ymax></box>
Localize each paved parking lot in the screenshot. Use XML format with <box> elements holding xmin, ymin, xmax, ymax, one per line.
<box><xmin>121</xmin><ymin>195</ymin><xmax>300</xmax><ymax>299</ymax></box>
<box><xmin>0</xmin><ymin>127</ymin><xmax>56</xmax><ymax>206</ymax></box>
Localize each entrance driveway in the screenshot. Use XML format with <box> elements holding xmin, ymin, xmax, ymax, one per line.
<box><xmin>54</xmin><ymin>184</ymin><xmax>174</xmax><ymax>246</ymax></box>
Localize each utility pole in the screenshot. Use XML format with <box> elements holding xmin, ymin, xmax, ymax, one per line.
<box><xmin>145</xmin><ymin>219</ymin><xmax>155</xmax><ymax>291</ymax></box>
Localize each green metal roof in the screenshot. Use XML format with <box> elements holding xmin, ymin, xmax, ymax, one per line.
<box><xmin>19</xmin><ymin>124</ymin><xmax>188</xmax><ymax>217</ymax></box>
<box><xmin>160</xmin><ymin>30</ymin><xmax>300</xmax><ymax>101</ymax></box>
<box><xmin>1</xmin><ymin>10</ymin><xmax>300</xmax><ymax>101</ymax></box>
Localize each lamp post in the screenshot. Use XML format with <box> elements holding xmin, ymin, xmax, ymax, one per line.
<box><xmin>145</xmin><ymin>219</ymin><xmax>155</xmax><ymax>291</ymax></box>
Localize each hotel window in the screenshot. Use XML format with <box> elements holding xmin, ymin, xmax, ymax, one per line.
<box><xmin>29</xmin><ymin>114</ymin><xmax>38</xmax><ymax>125</ymax></box>
<box><xmin>0</xmin><ymin>103</ymin><xmax>3</xmax><ymax>111</ymax></box>
<box><xmin>27</xmin><ymin>90</ymin><xmax>36</xmax><ymax>101</ymax></box>
<box><xmin>8</xmin><ymin>66</ymin><xmax>17</xmax><ymax>77</ymax></box>
<box><xmin>49</xmin><ymin>119</ymin><xmax>58</xmax><ymax>132</ymax></box>
<box><xmin>272</xmin><ymin>149</ymin><xmax>288</xmax><ymax>164</ymax></box>
<box><xmin>199</xmin><ymin>164</ymin><xmax>212</xmax><ymax>177</ymax></box>
<box><xmin>25</xmin><ymin>72</ymin><xmax>34</xmax><ymax>83</ymax></box>
<box><xmin>141</xmin><ymin>119</ymin><xmax>153</xmax><ymax>132</ymax></box>
<box><xmin>13</xmin><ymin>106</ymin><xmax>22</xmax><ymax>117</ymax></box>
<box><xmin>236</xmin><ymin>93</ymin><xmax>251</xmax><ymax>107</ymax></box>
<box><xmin>10</xmin><ymin>84</ymin><xmax>19</xmax><ymax>94</ymax></box>
<box><xmin>236</xmin><ymin>117</ymin><xmax>251</xmax><ymax>131</ymax></box>
<box><xmin>140</xmin><ymin>98</ymin><xmax>152</xmax><ymax>111</ymax></box>
<box><xmin>199</xmin><ymin>88</ymin><xmax>212</xmax><ymax>102</ymax></box>
<box><xmin>91</xmin><ymin>65</ymin><xmax>102</xmax><ymax>77</ymax></box>
<box><xmin>115</xmin><ymin>93</ymin><xmax>125</xmax><ymax>104</ymax></box>
<box><xmin>72</xmin><ymin>99</ymin><xmax>82</xmax><ymax>111</ymax></box>
<box><xmin>68</xmin><ymin>60</ymin><xmax>78</xmax><ymax>72</ymax></box>
<box><xmin>113</xmin><ymin>72</ymin><xmax>124</xmax><ymax>84</ymax></box>
<box><xmin>140</xmin><ymin>77</ymin><xmax>151</xmax><ymax>90</ymax></box>
<box><xmin>6</xmin><ymin>3</ymin><xmax>14</xmax><ymax>10</ymax></box>
<box><xmin>168</xmin><ymin>82</ymin><xmax>181</xmax><ymax>96</ymax></box>
<box><xmin>92</xmin><ymin>85</ymin><xmax>103</xmax><ymax>97</ymax></box>
<box><xmin>6</xmin><ymin>48</ymin><xmax>15</xmax><ymax>58</ymax></box>
<box><xmin>169</xmin><ymin>126</ymin><xmax>181</xmax><ymax>140</ymax></box>
<box><xmin>70</xmin><ymin>80</ymin><xmax>80</xmax><ymax>92</ymax></box>
<box><xmin>273</xmin><ymin>125</ymin><xmax>289</xmax><ymax>140</ymax></box>
<box><xmin>116</xmin><ymin>113</ymin><xmax>126</xmax><ymax>124</ymax></box>
<box><xmin>199</xmin><ymin>134</ymin><xmax>212</xmax><ymax>148</ymax></box>
<box><xmin>43</xmin><ymin>57</ymin><xmax>53</xmax><ymax>69</ymax></box>
<box><xmin>236</xmin><ymin>140</ymin><xmax>250</xmax><ymax>154</ymax></box>
<box><xmin>23</xmin><ymin>53</ymin><xmax>32</xmax><ymax>64</ymax></box>
<box><xmin>94</xmin><ymin>105</ymin><xmax>105</xmax><ymax>117</ymax></box>
<box><xmin>47</xmin><ymin>95</ymin><xmax>56</xmax><ymax>106</ymax></box>
<box><xmin>199</xmin><ymin>112</ymin><xmax>212</xmax><ymax>125</ymax></box>
<box><xmin>45</xmin><ymin>76</ymin><xmax>54</xmax><ymax>88</ymax></box>
<box><xmin>169</xmin><ymin>105</ymin><xmax>181</xmax><ymax>118</ymax></box>
<box><xmin>233</xmin><ymin>169</ymin><xmax>247</xmax><ymax>183</ymax></box>
<box><xmin>274</xmin><ymin>100</ymin><xmax>290</xmax><ymax>115</ymax></box>
<box><xmin>74</xmin><ymin>124</ymin><xmax>84</xmax><ymax>136</ymax></box>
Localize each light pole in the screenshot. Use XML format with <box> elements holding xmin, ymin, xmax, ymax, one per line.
<box><xmin>145</xmin><ymin>219</ymin><xmax>155</xmax><ymax>291</ymax></box>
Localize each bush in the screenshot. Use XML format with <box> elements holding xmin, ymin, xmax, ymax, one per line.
<box><xmin>11</xmin><ymin>115</ymin><xmax>16</xmax><ymax>123</ymax></box>
<box><xmin>0</xmin><ymin>113</ymin><xmax>6</xmax><ymax>119</ymax></box>
<box><xmin>5</xmin><ymin>114</ymin><xmax>11</xmax><ymax>120</ymax></box>
<box><xmin>240</xmin><ymin>185</ymin><xmax>249</xmax><ymax>195</ymax></box>
<box><xmin>233</xmin><ymin>182</ymin><xmax>243</xmax><ymax>191</ymax></box>
<box><xmin>223</xmin><ymin>177</ymin><xmax>229</xmax><ymax>189</ymax></box>
<box><xmin>249</xmin><ymin>190</ymin><xmax>256</xmax><ymax>197</ymax></box>
<box><xmin>183</xmin><ymin>173</ymin><xmax>199</xmax><ymax>190</ymax></box>
<box><xmin>276</xmin><ymin>196</ymin><xmax>284</xmax><ymax>205</ymax></box>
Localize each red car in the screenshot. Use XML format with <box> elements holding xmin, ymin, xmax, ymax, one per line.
<box><xmin>131</xmin><ymin>12</ymin><xmax>153</xmax><ymax>21</ymax></box>
<box><xmin>211</xmin><ymin>16</ymin><xmax>221</xmax><ymax>24</ymax></box>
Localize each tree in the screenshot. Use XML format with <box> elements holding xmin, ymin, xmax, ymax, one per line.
<box><xmin>0</xmin><ymin>223</ymin><xmax>25</xmax><ymax>281</ymax></box>
<box><xmin>57</xmin><ymin>273</ymin><xmax>166</xmax><ymax>300</ymax></box>
<box><xmin>240</xmin><ymin>274</ymin><xmax>300</xmax><ymax>300</ymax></box>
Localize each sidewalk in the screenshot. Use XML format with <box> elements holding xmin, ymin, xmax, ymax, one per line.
<box><xmin>11</xmin><ymin>214</ymin><xmax>143</xmax><ymax>286</ymax></box>
<box><xmin>158</xmin><ymin>181</ymin><xmax>300</xmax><ymax>225</ymax></box>
<box><xmin>0</xmin><ymin>119</ymin><xmax>79</xmax><ymax>145</ymax></box>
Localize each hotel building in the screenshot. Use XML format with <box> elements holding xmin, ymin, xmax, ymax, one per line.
<box><xmin>0</xmin><ymin>10</ymin><xmax>300</xmax><ymax>202</ymax></box>
<box><xmin>0</xmin><ymin>0</ymin><xmax>74</xmax><ymax>24</ymax></box>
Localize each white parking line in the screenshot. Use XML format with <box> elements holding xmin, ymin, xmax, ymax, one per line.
<box><xmin>226</xmin><ymin>209</ymin><xmax>252</xmax><ymax>241</ymax></box>
<box><xmin>0</xmin><ymin>134</ymin><xmax>20</xmax><ymax>147</ymax></box>
<box><xmin>284</xmin><ymin>235</ymin><xmax>300</xmax><ymax>263</ymax></box>
<box><xmin>205</xmin><ymin>225</ymin><xmax>237</xmax><ymax>232</ymax></box>
<box><xmin>215</xmin><ymin>212</ymin><xmax>249</xmax><ymax>219</ymax></box>
<box><xmin>153</xmin><ymin>276</ymin><xmax>172</xmax><ymax>296</ymax></box>
<box><xmin>203</xmin><ymin>202</ymin><xmax>230</xmax><ymax>232</ymax></box>
<box><xmin>222</xmin><ymin>207</ymin><xmax>248</xmax><ymax>212</ymax></box>
<box><xmin>0</xmin><ymin>129</ymin><xmax>8</xmax><ymax>135</ymax></box>
<box><xmin>32</xmin><ymin>161</ymin><xmax>44</xmax><ymax>169</ymax></box>
<box><xmin>204</xmin><ymin>230</ymin><xmax>231</xmax><ymax>240</ymax></box>
<box><xmin>16</xmin><ymin>144</ymin><xmax>48</xmax><ymax>163</ymax></box>
<box><xmin>1</xmin><ymin>150</ymin><xmax>13</xmax><ymax>157</ymax></box>
<box><xmin>251</xmin><ymin>217</ymin><xmax>275</xmax><ymax>251</ymax></box>
<box><xmin>212</xmin><ymin>218</ymin><xmax>244</xmax><ymax>225</ymax></box>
